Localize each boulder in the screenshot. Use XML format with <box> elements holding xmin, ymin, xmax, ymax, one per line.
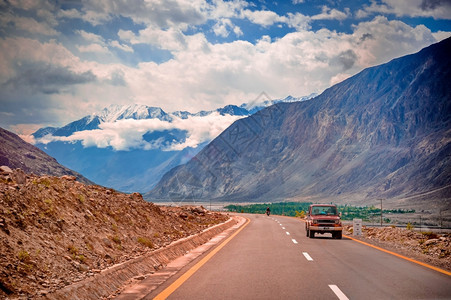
<box><xmin>0</xmin><ymin>165</ymin><xmax>13</xmax><ymax>173</ymax></box>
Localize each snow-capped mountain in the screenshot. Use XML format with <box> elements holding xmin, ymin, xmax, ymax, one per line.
<box><xmin>98</xmin><ymin>104</ymin><xmax>172</xmax><ymax>123</ymax></box>
<box><xmin>32</xmin><ymin>95</ymin><xmax>316</xmax><ymax>193</ymax></box>
<box><xmin>33</xmin><ymin>105</ymin><xmax>172</xmax><ymax>139</ymax></box>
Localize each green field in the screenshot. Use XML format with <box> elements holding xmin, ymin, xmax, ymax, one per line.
<box><xmin>224</xmin><ymin>202</ymin><xmax>415</xmax><ymax>222</ymax></box>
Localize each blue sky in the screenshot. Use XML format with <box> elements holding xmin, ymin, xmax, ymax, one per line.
<box><xmin>0</xmin><ymin>0</ymin><xmax>450</xmax><ymax>137</ymax></box>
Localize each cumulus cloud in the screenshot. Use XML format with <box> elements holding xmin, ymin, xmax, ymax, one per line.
<box><xmin>213</xmin><ymin>18</ymin><xmax>243</xmax><ymax>37</ymax></box>
<box><xmin>36</xmin><ymin>113</ymin><xmax>244</xmax><ymax>151</ymax></box>
<box><xmin>242</xmin><ymin>9</ymin><xmax>285</xmax><ymax>27</ymax></box>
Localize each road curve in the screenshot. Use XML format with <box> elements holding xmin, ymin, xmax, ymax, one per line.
<box><xmin>147</xmin><ymin>214</ymin><xmax>451</xmax><ymax>299</ymax></box>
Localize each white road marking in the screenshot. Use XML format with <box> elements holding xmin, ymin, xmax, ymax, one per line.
<box><xmin>282</xmin><ymin>227</ymin><xmax>286</xmax><ymax>229</ymax></box>
<box><xmin>329</xmin><ymin>285</ymin><xmax>349</xmax><ymax>300</ymax></box>
<box><xmin>302</xmin><ymin>252</ymin><xmax>313</xmax><ymax>261</ymax></box>
<box><xmin>286</xmin><ymin>232</ymin><xmax>290</xmax><ymax>235</ymax></box>
<box><xmin>292</xmin><ymin>239</ymin><xmax>298</xmax><ymax>244</ymax></box>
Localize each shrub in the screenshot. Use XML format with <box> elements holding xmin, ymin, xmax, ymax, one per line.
<box><xmin>295</xmin><ymin>210</ymin><xmax>305</xmax><ymax>218</ymax></box>
<box><xmin>75</xmin><ymin>255</ymin><xmax>86</xmax><ymax>263</ymax></box>
<box><xmin>67</xmin><ymin>244</ymin><xmax>78</xmax><ymax>255</ymax></box>
<box><xmin>137</xmin><ymin>237</ymin><xmax>154</xmax><ymax>248</ymax></box>
<box><xmin>422</xmin><ymin>231</ymin><xmax>438</xmax><ymax>239</ymax></box>
<box><xmin>17</xmin><ymin>250</ymin><xmax>30</xmax><ymax>262</ymax></box>
<box><xmin>111</xmin><ymin>235</ymin><xmax>121</xmax><ymax>244</ymax></box>
<box><xmin>406</xmin><ymin>222</ymin><xmax>414</xmax><ymax>230</ymax></box>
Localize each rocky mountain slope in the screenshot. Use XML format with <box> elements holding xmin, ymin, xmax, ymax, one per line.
<box><xmin>0</xmin><ymin>168</ymin><xmax>227</xmax><ymax>298</ymax></box>
<box><xmin>148</xmin><ymin>38</ymin><xmax>451</xmax><ymax>211</ymax></box>
<box><xmin>31</xmin><ymin>95</ymin><xmax>315</xmax><ymax>193</ymax></box>
<box><xmin>0</xmin><ymin>127</ymin><xmax>92</xmax><ymax>185</ymax></box>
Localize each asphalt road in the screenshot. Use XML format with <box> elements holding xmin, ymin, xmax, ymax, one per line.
<box><xmin>147</xmin><ymin>214</ymin><xmax>451</xmax><ymax>299</ymax></box>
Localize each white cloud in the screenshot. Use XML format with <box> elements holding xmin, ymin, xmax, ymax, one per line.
<box><xmin>362</xmin><ymin>0</ymin><xmax>451</xmax><ymax>20</ymax></box>
<box><xmin>76</xmin><ymin>30</ymin><xmax>104</xmax><ymax>43</ymax></box>
<box><xmin>242</xmin><ymin>9</ymin><xmax>285</xmax><ymax>27</ymax></box>
<box><xmin>311</xmin><ymin>6</ymin><xmax>349</xmax><ymax>21</ymax></box>
<box><xmin>109</xmin><ymin>40</ymin><xmax>134</xmax><ymax>53</ymax></box>
<box><xmin>208</xmin><ymin>0</ymin><xmax>249</xmax><ymax>20</ymax></box>
<box><xmin>432</xmin><ymin>30</ymin><xmax>451</xmax><ymax>42</ymax></box>
<box><xmin>213</xmin><ymin>18</ymin><xmax>243</xmax><ymax>37</ymax></box>
<box><xmin>77</xmin><ymin>43</ymin><xmax>110</xmax><ymax>54</ymax></box>
<box><xmin>124</xmin><ymin>26</ymin><xmax>188</xmax><ymax>52</ymax></box>
<box><xmin>36</xmin><ymin>113</ymin><xmax>245</xmax><ymax>151</ymax></box>
<box><xmin>57</xmin><ymin>8</ymin><xmax>83</xmax><ymax>20</ymax></box>
<box><xmin>286</xmin><ymin>12</ymin><xmax>311</xmax><ymax>31</ymax></box>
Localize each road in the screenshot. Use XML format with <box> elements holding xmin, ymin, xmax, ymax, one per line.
<box><xmin>146</xmin><ymin>214</ymin><xmax>451</xmax><ymax>299</ymax></box>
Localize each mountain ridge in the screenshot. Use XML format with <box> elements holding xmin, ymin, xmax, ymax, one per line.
<box><xmin>0</xmin><ymin>127</ymin><xmax>93</xmax><ymax>185</ymax></box>
<box><xmin>30</xmin><ymin>95</ymin><xmax>315</xmax><ymax>192</ymax></box>
<box><xmin>32</xmin><ymin>95</ymin><xmax>316</xmax><ymax>140</ymax></box>
<box><xmin>147</xmin><ymin>37</ymin><xmax>451</xmax><ymax>210</ymax></box>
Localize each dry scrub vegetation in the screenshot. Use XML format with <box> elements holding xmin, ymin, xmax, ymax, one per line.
<box><xmin>0</xmin><ymin>168</ymin><xmax>228</xmax><ymax>298</ymax></box>
<box><xmin>344</xmin><ymin>225</ymin><xmax>451</xmax><ymax>271</ymax></box>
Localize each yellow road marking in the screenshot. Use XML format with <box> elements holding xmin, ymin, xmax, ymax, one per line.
<box><xmin>345</xmin><ymin>235</ymin><xmax>451</xmax><ymax>276</ymax></box>
<box><xmin>153</xmin><ymin>217</ymin><xmax>251</xmax><ymax>300</ymax></box>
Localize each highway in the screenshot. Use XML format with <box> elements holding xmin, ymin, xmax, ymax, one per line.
<box><xmin>145</xmin><ymin>214</ymin><xmax>451</xmax><ymax>299</ymax></box>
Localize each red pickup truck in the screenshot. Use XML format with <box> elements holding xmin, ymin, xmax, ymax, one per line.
<box><xmin>305</xmin><ymin>204</ymin><xmax>342</xmax><ymax>239</ymax></box>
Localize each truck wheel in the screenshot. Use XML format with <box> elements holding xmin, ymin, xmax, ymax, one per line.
<box><xmin>306</xmin><ymin>228</ymin><xmax>309</xmax><ymax>237</ymax></box>
<box><xmin>333</xmin><ymin>232</ymin><xmax>342</xmax><ymax>239</ymax></box>
<box><xmin>309</xmin><ymin>230</ymin><xmax>315</xmax><ymax>238</ymax></box>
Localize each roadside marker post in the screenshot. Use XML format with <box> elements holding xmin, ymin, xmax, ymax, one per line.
<box><xmin>353</xmin><ymin>219</ymin><xmax>362</xmax><ymax>236</ymax></box>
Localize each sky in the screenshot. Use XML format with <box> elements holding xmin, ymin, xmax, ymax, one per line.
<box><xmin>1</xmin><ymin>0</ymin><xmax>450</xmax><ymax>138</ymax></box>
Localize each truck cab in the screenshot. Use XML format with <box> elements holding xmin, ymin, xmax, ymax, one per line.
<box><xmin>306</xmin><ymin>204</ymin><xmax>342</xmax><ymax>239</ymax></box>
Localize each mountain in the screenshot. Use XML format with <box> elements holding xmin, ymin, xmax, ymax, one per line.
<box><xmin>32</xmin><ymin>96</ymin><xmax>314</xmax><ymax>193</ymax></box>
<box><xmin>0</xmin><ymin>127</ymin><xmax>92</xmax><ymax>184</ymax></box>
<box><xmin>33</xmin><ymin>105</ymin><xmax>172</xmax><ymax>139</ymax></box>
<box><xmin>147</xmin><ymin>38</ymin><xmax>451</xmax><ymax>210</ymax></box>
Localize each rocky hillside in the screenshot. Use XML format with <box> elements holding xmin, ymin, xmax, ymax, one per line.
<box><xmin>0</xmin><ymin>127</ymin><xmax>92</xmax><ymax>185</ymax></box>
<box><xmin>0</xmin><ymin>168</ymin><xmax>227</xmax><ymax>298</ymax></box>
<box><xmin>148</xmin><ymin>38</ymin><xmax>451</xmax><ymax>211</ymax></box>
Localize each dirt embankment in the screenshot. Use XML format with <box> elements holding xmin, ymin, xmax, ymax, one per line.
<box><xmin>0</xmin><ymin>167</ymin><xmax>228</xmax><ymax>299</ymax></box>
<box><xmin>344</xmin><ymin>225</ymin><xmax>451</xmax><ymax>271</ymax></box>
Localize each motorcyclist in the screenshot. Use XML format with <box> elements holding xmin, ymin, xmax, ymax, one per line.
<box><xmin>266</xmin><ymin>206</ymin><xmax>271</xmax><ymax>216</ymax></box>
